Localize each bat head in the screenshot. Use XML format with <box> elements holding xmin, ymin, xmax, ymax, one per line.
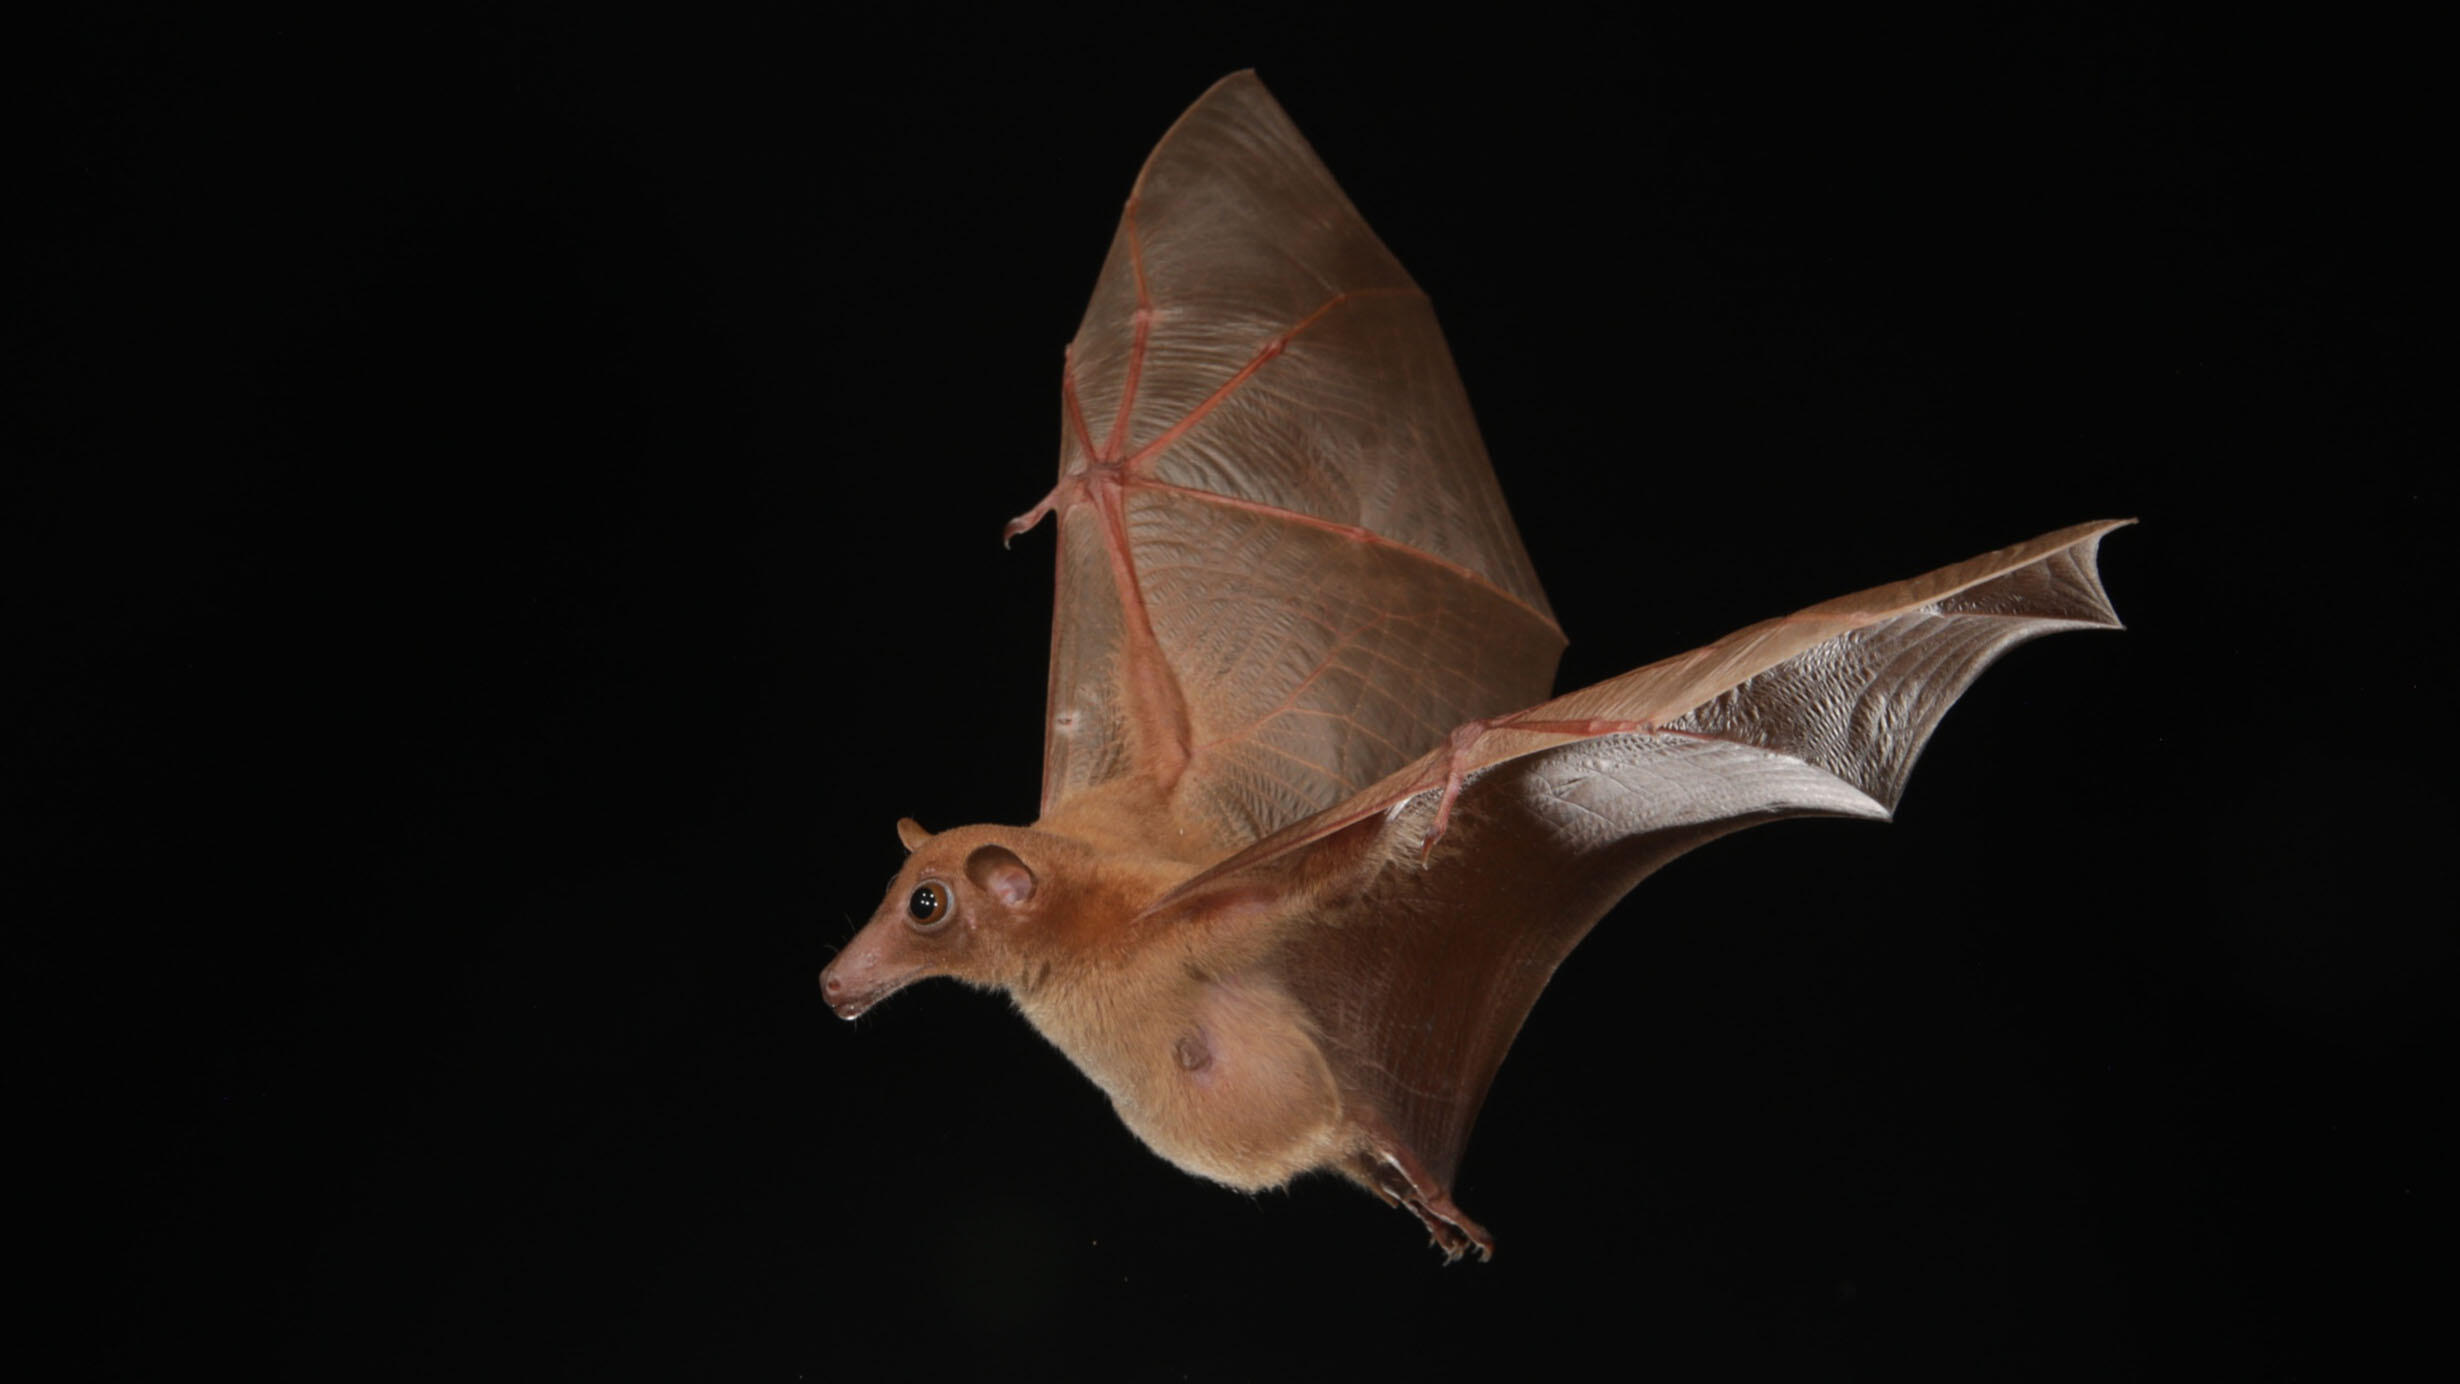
<box><xmin>821</xmin><ymin>819</ymin><xmax>1066</xmax><ymax>1019</ymax></box>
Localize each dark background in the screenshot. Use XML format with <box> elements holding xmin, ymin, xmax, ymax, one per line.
<box><xmin>16</xmin><ymin>11</ymin><xmax>2440</xmax><ymax>1379</ymax></box>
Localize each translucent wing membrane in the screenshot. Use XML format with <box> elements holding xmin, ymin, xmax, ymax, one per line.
<box><xmin>1156</xmin><ymin>521</ymin><xmax>2126</xmax><ymax>1251</ymax></box>
<box><xmin>1027</xmin><ymin>73</ymin><xmax>1563</xmax><ymax>844</ymax></box>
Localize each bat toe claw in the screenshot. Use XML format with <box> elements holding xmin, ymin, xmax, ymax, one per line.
<box><xmin>1408</xmin><ymin>1191</ymin><xmax>1494</xmax><ymax>1264</ymax></box>
<box><xmin>1350</xmin><ymin>1141</ymin><xmax>1494</xmax><ymax>1262</ymax></box>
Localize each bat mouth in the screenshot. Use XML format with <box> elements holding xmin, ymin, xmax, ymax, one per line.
<box><xmin>820</xmin><ymin>953</ymin><xmax>922</xmax><ymax>1020</ymax></box>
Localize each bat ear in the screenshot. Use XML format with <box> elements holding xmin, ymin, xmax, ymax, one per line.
<box><xmin>895</xmin><ymin>818</ymin><xmax>933</xmax><ymax>853</ymax></box>
<box><xmin>965</xmin><ymin>844</ymin><xmax>1037</xmax><ymax>910</ymax></box>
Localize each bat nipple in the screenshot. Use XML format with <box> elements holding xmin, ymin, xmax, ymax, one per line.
<box><xmin>1172</xmin><ymin>1031</ymin><xmax>1213</xmax><ymax>1073</ymax></box>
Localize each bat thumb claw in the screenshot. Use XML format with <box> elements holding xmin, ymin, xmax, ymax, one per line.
<box><xmin>1002</xmin><ymin>490</ymin><xmax>1062</xmax><ymax>547</ymax></box>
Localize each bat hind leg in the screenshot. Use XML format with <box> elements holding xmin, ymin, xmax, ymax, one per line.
<box><xmin>1344</xmin><ymin>1141</ymin><xmax>1494</xmax><ymax>1263</ymax></box>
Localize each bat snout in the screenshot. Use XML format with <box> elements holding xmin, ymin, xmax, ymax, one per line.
<box><xmin>819</xmin><ymin>959</ymin><xmax>884</xmax><ymax>1020</ymax></box>
<box><xmin>819</xmin><ymin>932</ymin><xmax>932</xmax><ymax>1020</ymax></box>
<box><xmin>818</xmin><ymin>966</ymin><xmax>869</xmax><ymax>1020</ymax></box>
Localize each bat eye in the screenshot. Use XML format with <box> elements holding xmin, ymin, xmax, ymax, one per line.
<box><xmin>906</xmin><ymin>881</ymin><xmax>952</xmax><ymax>927</ymax></box>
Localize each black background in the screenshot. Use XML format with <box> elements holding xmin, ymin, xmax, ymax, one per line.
<box><xmin>17</xmin><ymin>11</ymin><xmax>2441</xmax><ymax>1379</ymax></box>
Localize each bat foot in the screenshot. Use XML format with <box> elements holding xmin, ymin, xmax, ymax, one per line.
<box><xmin>1349</xmin><ymin>1141</ymin><xmax>1494</xmax><ymax>1263</ymax></box>
<box><xmin>1405</xmin><ymin>1191</ymin><xmax>1494</xmax><ymax>1264</ymax></box>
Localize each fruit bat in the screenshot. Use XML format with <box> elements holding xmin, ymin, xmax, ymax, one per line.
<box><xmin>820</xmin><ymin>71</ymin><xmax>2125</xmax><ymax>1260</ymax></box>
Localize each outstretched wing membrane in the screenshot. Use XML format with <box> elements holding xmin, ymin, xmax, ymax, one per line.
<box><xmin>1012</xmin><ymin>73</ymin><xmax>1564</xmax><ymax>849</ymax></box>
<box><xmin>1158</xmin><ymin>520</ymin><xmax>2127</xmax><ymax>1252</ymax></box>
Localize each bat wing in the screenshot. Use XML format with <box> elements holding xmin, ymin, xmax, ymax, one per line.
<box><xmin>1152</xmin><ymin>520</ymin><xmax>2127</xmax><ymax>1256</ymax></box>
<box><xmin>1007</xmin><ymin>73</ymin><xmax>1565</xmax><ymax>849</ymax></box>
